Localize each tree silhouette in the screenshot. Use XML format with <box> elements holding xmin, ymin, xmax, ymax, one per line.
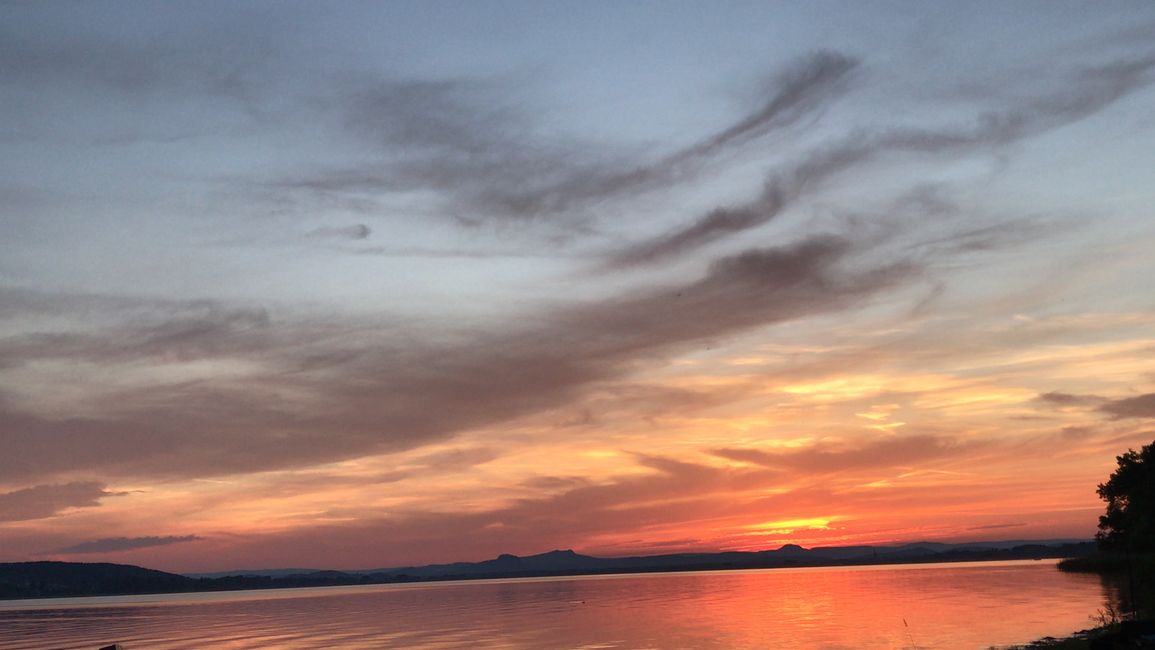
<box><xmin>1097</xmin><ymin>440</ymin><xmax>1155</xmax><ymax>552</ymax></box>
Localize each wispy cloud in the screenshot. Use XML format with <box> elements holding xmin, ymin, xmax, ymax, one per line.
<box><xmin>188</xmin><ymin>436</ymin><xmax>1049</xmax><ymax>566</ymax></box>
<box><xmin>0</xmin><ymin>482</ymin><xmax>121</xmax><ymax>522</ymax></box>
<box><xmin>1099</xmin><ymin>393</ymin><xmax>1155</xmax><ymax>419</ymax></box>
<box><xmin>1036</xmin><ymin>391</ymin><xmax>1103</xmax><ymax>406</ymax></box>
<box><xmin>604</xmin><ymin>53</ymin><xmax>1155</xmax><ymax>268</ymax></box>
<box><xmin>279</xmin><ymin>51</ymin><xmax>858</xmax><ymax>225</ymax></box>
<box><xmin>306</xmin><ymin>224</ymin><xmax>372</xmax><ymax>241</ymax></box>
<box><xmin>0</xmin><ymin>304</ymin><xmax>271</xmax><ymax>366</ymax></box>
<box><xmin>712</xmin><ymin>434</ymin><xmax>982</xmax><ymax>474</ymax></box>
<box><xmin>52</xmin><ymin>535</ymin><xmax>204</xmax><ymax>555</ymax></box>
<box><xmin>3</xmin><ymin>3</ymin><xmax>1154</xmax><ymax>569</ymax></box>
<box><xmin>966</xmin><ymin>522</ymin><xmax>1025</xmax><ymax>531</ymax></box>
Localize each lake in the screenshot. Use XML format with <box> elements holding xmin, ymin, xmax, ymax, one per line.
<box><xmin>0</xmin><ymin>560</ymin><xmax>1117</xmax><ymax>650</ymax></box>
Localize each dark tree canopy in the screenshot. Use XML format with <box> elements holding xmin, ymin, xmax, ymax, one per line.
<box><xmin>1097</xmin><ymin>440</ymin><xmax>1155</xmax><ymax>552</ymax></box>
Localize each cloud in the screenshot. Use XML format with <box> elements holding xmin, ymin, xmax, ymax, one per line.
<box><xmin>412</xmin><ymin>446</ymin><xmax>500</xmax><ymax>470</ymax></box>
<box><xmin>965</xmin><ymin>523</ymin><xmax>1025</xmax><ymax>531</ymax></box>
<box><xmin>0</xmin><ymin>6</ymin><xmax>285</xmax><ymax>144</ymax></box>
<box><xmin>0</xmin><ymin>301</ymin><xmax>272</xmax><ymax>367</ymax></box>
<box><xmin>0</xmin><ymin>233</ymin><xmax>909</xmax><ymax>481</ymax></box>
<box><xmin>605</xmin><ymin>52</ymin><xmax>1155</xmax><ymax>268</ymax></box>
<box><xmin>52</xmin><ymin>535</ymin><xmax>204</xmax><ymax>555</ymax></box>
<box><xmin>4</xmin><ymin>17</ymin><xmax>1145</xmax><ymax>536</ymax></box>
<box><xmin>277</xmin><ymin>454</ymin><xmax>787</xmax><ymax>564</ymax></box>
<box><xmin>285</xmin><ymin>77</ymin><xmax>621</xmax><ymax>222</ymax></box>
<box><xmin>606</xmin><ymin>194</ymin><xmax>786</xmax><ymax>269</ymax></box>
<box><xmin>1060</xmin><ymin>426</ymin><xmax>1096</xmax><ymax>440</ymax></box>
<box><xmin>0</xmin><ymin>481</ymin><xmax>120</xmax><ymax>522</ymax></box>
<box><xmin>188</xmin><ymin>438</ymin><xmax>1026</xmax><ymax>567</ymax></box>
<box><xmin>0</xmin><ymin>287</ymin><xmax>164</xmax><ymax>321</ymax></box>
<box><xmin>565</xmin><ymin>236</ymin><xmax>908</xmax><ymax>353</ymax></box>
<box><xmin>307</xmin><ymin>224</ymin><xmax>372</xmax><ymax>241</ymax></box>
<box><xmin>566</xmin><ymin>50</ymin><xmax>857</xmax><ymax>202</ymax></box>
<box><xmin>1098</xmin><ymin>393</ymin><xmax>1155</xmax><ymax>419</ymax></box>
<box><xmin>0</xmin><ymin>11</ymin><xmax>841</xmax><ymax>226</ymax></box>
<box><xmin>712</xmin><ymin>434</ymin><xmax>980</xmax><ymax>474</ymax></box>
<box><xmin>0</xmin><ymin>16</ymin><xmax>252</xmax><ymax>96</ymax></box>
<box><xmin>675</xmin><ymin>51</ymin><xmax>857</xmax><ymax>160</ymax></box>
<box><xmin>282</xmin><ymin>51</ymin><xmax>858</xmax><ymax>224</ymax></box>
<box><xmin>1037</xmin><ymin>391</ymin><xmax>1103</xmax><ymax>406</ymax></box>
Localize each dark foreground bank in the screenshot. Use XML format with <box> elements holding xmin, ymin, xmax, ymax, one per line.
<box><xmin>997</xmin><ymin>619</ymin><xmax>1155</xmax><ymax>649</ymax></box>
<box><xmin>1000</xmin><ymin>552</ymin><xmax>1155</xmax><ymax>649</ymax></box>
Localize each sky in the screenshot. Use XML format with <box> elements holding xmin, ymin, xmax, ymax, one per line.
<box><xmin>2</xmin><ymin>1</ymin><xmax>1155</xmax><ymax>574</ymax></box>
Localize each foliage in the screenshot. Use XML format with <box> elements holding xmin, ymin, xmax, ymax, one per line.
<box><xmin>1090</xmin><ymin>602</ymin><xmax>1124</xmax><ymax>629</ymax></box>
<box><xmin>1096</xmin><ymin>440</ymin><xmax>1155</xmax><ymax>552</ymax></box>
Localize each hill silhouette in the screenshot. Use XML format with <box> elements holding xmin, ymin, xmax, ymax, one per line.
<box><xmin>0</xmin><ymin>561</ymin><xmax>193</xmax><ymax>599</ymax></box>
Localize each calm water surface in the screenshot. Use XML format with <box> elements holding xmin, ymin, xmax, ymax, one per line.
<box><xmin>0</xmin><ymin>560</ymin><xmax>1117</xmax><ymax>650</ymax></box>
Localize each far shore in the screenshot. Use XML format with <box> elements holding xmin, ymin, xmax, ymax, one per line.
<box><xmin>1</xmin><ymin>540</ymin><xmax>1095</xmax><ymax>601</ymax></box>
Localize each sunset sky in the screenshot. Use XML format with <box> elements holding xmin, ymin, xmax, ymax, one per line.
<box><xmin>3</xmin><ymin>1</ymin><xmax>1155</xmax><ymax>573</ymax></box>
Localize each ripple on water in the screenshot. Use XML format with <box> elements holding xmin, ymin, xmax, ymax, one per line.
<box><xmin>0</xmin><ymin>561</ymin><xmax>1117</xmax><ymax>650</ymax></box>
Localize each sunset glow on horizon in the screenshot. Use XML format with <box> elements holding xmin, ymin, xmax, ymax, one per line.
<box><xmin>3</xmin><ymin>2</ymin><xmax>1155</xmax><ymax>573</ymax></box>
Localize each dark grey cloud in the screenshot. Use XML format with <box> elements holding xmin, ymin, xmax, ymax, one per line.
<box><xmin>307</xmin><ymin>224</ymin><xmax>372</xmax><ymax>241</ymax></box>
<box><xmin>52</xmin><ymin>535</ymin><xmax>203</xmax><ymax>555</ymax></box>
<box><xmin>966</xmin><ymin>522</ymin><xmax>1025</xmax><ymax>531</ymax></box>
<box><xmin>564</xmin><ymin>236</ymin><xmax>909</xmax><ymax>355</ymax></box>
<box><xmin>605</xmin><ymin>52</ymin><xmax>1155</xmax><ymax>268</ymax></box>
<box><xmin>0</xmin><ymin>233</ymin><xmax>909</xmax><ymax>482</ymax></box>
<box><xmin>1098</xmin><ymin>393</ymin><xmax>1155</xmax><ymax>419</ymax></box>
<box><xmin>1037</xmin><ymin>391</ymin><xmax>1102</xmax><ymax>406</ymax></box>
<box><xmin>0</xmin><ymin>481</ymin><xmax>119</xmax><ymax>522</ymax></box>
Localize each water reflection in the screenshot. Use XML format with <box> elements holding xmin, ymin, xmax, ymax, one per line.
<box><xmin>0</xmin><ymin>561</ymin><xmax>1110</xmax><ymax>650</ymax></box>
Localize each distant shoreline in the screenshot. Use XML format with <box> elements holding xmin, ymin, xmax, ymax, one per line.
<box><xmin>1</xmin><ymin>539</ymin><xmax>1094</xmax><ymax>601</ymax></box>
